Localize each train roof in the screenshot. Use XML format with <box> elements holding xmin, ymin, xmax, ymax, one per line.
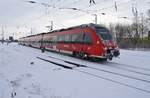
<box><xmin>20</xmin><ymin>23</ymin><xmax>107</xmax><ymax>39</ymax></box>
<box><xmin>47</xmin><ymin>23</ymin><xmax>107</xmax><ymax>33</ymax></box>
<box><xmin>19</xmin><ymin>32</ymin><xmax>46</xmax><ymax>39</ymax></box>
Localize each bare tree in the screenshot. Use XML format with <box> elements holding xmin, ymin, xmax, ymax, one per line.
<box><xmin>108</xmin><ymin>23</ymin><xmax>115</xmax><ymax>39</ymax></box>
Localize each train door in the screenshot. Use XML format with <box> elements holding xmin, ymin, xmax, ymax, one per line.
<box><xmin>51</xmin><ymin>36</ymin><xmax>57</xmax><ymax>51</ymax></box>
<box><xmin>82</xmin><ymin>32</ymin><xmax>93</xmax><ymax>55</ymax></box>
<box><xmin>40</xmin><ymin>34</ymin><xmax>44</xmax><ymax>49</ymax></box>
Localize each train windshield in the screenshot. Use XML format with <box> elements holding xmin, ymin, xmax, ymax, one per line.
<box><xmin>96</xmin><ymin>28</ymin><xmax>112</xmax><ymax>40</ymax></box>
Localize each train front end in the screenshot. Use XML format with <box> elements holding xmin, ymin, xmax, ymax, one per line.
<box><xmin>95</xmin><ymin>26</ymin><xmax>120</xmax><ymax>60</ymax></box>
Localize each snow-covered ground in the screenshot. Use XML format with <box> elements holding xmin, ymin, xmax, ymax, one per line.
<box><xmin>0</xmin><ymin>43</ymin><xmax>150</xmax><ymax>98</ymax></box>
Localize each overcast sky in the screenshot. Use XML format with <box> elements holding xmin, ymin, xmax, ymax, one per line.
<box><xmin>0</xmin><ymin>0</ymin><xmax>150</xmax><ymax>39</ymax></box>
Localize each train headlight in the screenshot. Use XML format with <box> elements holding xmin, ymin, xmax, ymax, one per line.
<box><xmin>115</xmin><ymin>46</ymin><xmax>119</xmax><ymax>50</ymax></box>
<box><xmin>97</xmin><ymin>41</ymin><xmax>100</xmax><ymax>44</ymax></box>
<box><xmin>109</xmin><ymin>47</ymin><xmax>112</xmax><ymax>49</ymax></box>
<box><xmin>102</xmin><ymin>40</ymin><xmax>106</xmax><ymax>45</ymax></box>
<box><xmin>88</xmin><ymin>47</ymin><xmax>91</xmax><ymax>50</ymax></box>
<box><xmin>104</xmin><ymin>47</ymin><xmax>107</xmax><ymax>51</ymax></box>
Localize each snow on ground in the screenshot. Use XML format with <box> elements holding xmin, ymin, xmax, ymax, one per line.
<box><xmin>0</xmin><ymin>43</ymin><xmax>150</xmax><ymax>98</ymax></box>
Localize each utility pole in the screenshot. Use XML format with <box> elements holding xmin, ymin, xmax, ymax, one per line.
<box><xmin>140</xmin><ymin>13</ymin><xmax>145</xmax><ymax>48</ymax></box>
<box><xmin>132</xmin><ymin>3</ymin><xmax>139</xmax><ymax>48</ymax></box>
<box><xmin>31</xmin><ymin>28</ymin><xmax>33</xmax><ymax>35</ymax></box>
<box><xmin>46</xmin><ymin>20</ymin><xmax>53</xmax><ymax>32</ymax></box>
<box><xmin>148</xmin><ymin>31</ymin><xmax>150</xmax><ymax>40</ymax></box>
<box><xmin>92</xmin><ymin>14</ymin><xmax>97</xmax><ymax>24</ymax></box>
<box><xmin>132</xmin><ymin>3</ymin><xmax>139</xmax><ymax>37</ymax></box>
<box><xmin>13</xmin><ymin>32</ymin><xmax>15</xmax><ymax>39</ymax></box>
<box><xmin>50</xmin><ymin>21</ymin><xmax>53</xmax><ymax>31</ymax></box>
<box><xmin>135</xmin><ymin>9</ymin><xmax>138</xmax><ymax>38</ymax></box>
<box><xmin>27</xmin><ymin>1</ymin><xmax>54</xmax><ymax>32</ymax></box>
<box><xmin>1</xmin><ymin>26</ymin><xmax>4</xmax><ymax>44</ymax></box>
<box><xmin>132</xmin><ymin>4</ymin><xmax>139</xmax><ymax>38</ymax></box>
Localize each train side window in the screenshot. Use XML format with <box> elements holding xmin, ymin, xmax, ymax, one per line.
<box><xmin>57</xmin><ymin>36</ymin><xmax>60</xmax><ymax>42</ymax></box>
<box><xmin>83</xmin><ymin>33</ymin><xmax>92</xmax><ymax>44</ymax></box>
<box><xmin>52</xmin><ymin>36</ymin><xmax>57</xmax><ymax>43</ymax></box>
<box><xmin>64</xmin><ymin>34</ymin><xmax>72</xmax><ymax>43</ymax></box>
<box><xmin>78</xmin><ymin>33</ymin><xmax>83</xmax><ymax>43</ymax></box>
<box><xmin>71</xmin><ymin>33</ymin><xmax>83</xmax><ymax>43</ymax></box>
<box><xmin>58</xmin><ymin>35</ymin><xmax>65</xmax><ymax>42</ymax></box>
<box><xmin>71</xmin><ymin>34</ymin><xmax>78</xmax><ymax>43</ymax></box>
<box><xmin>49</xmin><ymin>37</ymin><xmax>53</xmax><ymax>43</ymax></box>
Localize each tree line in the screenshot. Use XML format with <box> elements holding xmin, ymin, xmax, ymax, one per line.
<box><xmin>108</xmin><ymin>9</ymin><xmax>150</xmax><ymax>49</ymax></box>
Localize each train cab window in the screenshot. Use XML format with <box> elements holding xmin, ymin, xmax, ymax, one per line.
<box><xmin>96</xmin><ymin>28</ymin><xmax>112</xmax><ymax>40</ymax></box>
<box><xmin>83</xmin><ymin>33</ymin><xmax>92</xmax><ymax>44</ymax></box>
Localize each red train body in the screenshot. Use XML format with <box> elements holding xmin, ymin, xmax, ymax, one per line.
<box><xmin>19</xmin><ymin>23</ymin><xmax>120</xmax><ymax>60</ymax></box>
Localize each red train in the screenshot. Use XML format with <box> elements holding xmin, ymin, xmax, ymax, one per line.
<box><xmin>19</xmin><ymin>23</ymin><xmax>120</xmax><ymax>61</ymax></box>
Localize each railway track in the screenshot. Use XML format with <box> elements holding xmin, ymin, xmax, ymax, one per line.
<box><xmin>21</xmin><ymin>44</ymin><xmax>150</xmax><ymax>77</ymax></box>
<box><xmin>23</xmin><ymin>44</ymin><xmax>150</xmax><ymax>78</ymax></box>
<box><xmin>102</xmin><ymin>62</ymin><xmax>150</xmax><ymax>72</ymax></box>
<box><xmin>37</xmin><ymin>56</ymin><xmax>150</xmax><ymax>94</ymax></box>
<box><xmin>44</xmin><ymin>52</ymin><xmax>150</xmax><ymax>77</ymax></box>
<box><xmin>98</xmin><ymin>62</ymin><xmax>150</xmax><ymax>77</ymax></box>
<box><xmin>47</xmin><ymin>55</ymin><xmax>150</xmax><ymax>77</ymax></box>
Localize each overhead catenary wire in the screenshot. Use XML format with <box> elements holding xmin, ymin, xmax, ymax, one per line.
<box><xmin>27</xmin><ymin>0</ymin><xmax>117</xmax><ymax>14</ymax></box>
<box><xmin>25</xmin><ymin>0</ymin><xmax>134</xmax><ymax>23</ymax></box>
<box><xmin>22</xmin><ymin>0</ymin><xmax>143</xmax><ymax>36</ymax></box>
<box><xmin>58</xmin><ymin>0</ymin><xmax>81</xmax><ymax>7</ymax></box>
<box><xmin>56</xmin><ymin>0</ymin><xmax>133</xmax><ymax>23</ymax></box>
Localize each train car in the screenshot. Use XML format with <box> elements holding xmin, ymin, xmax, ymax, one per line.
<box><xmin>28</xmin><ymin>34</ymin><xmax>43</xmax><ymax>48</ymax></box>
<box><xmin>19</xmin><ymin>23</ymin><xmax>120</xmax><ymax>60</ymax></box>
<box><xmin>19</xmin><ymin>33</ymin><xmax>44</xmax><ymax>48</ymax></box>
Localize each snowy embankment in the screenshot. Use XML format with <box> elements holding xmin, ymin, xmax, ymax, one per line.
<box><xmin>0</xmin><ymin>43</ymin><xmax>150</xmax><ymax>98</ymax></box>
